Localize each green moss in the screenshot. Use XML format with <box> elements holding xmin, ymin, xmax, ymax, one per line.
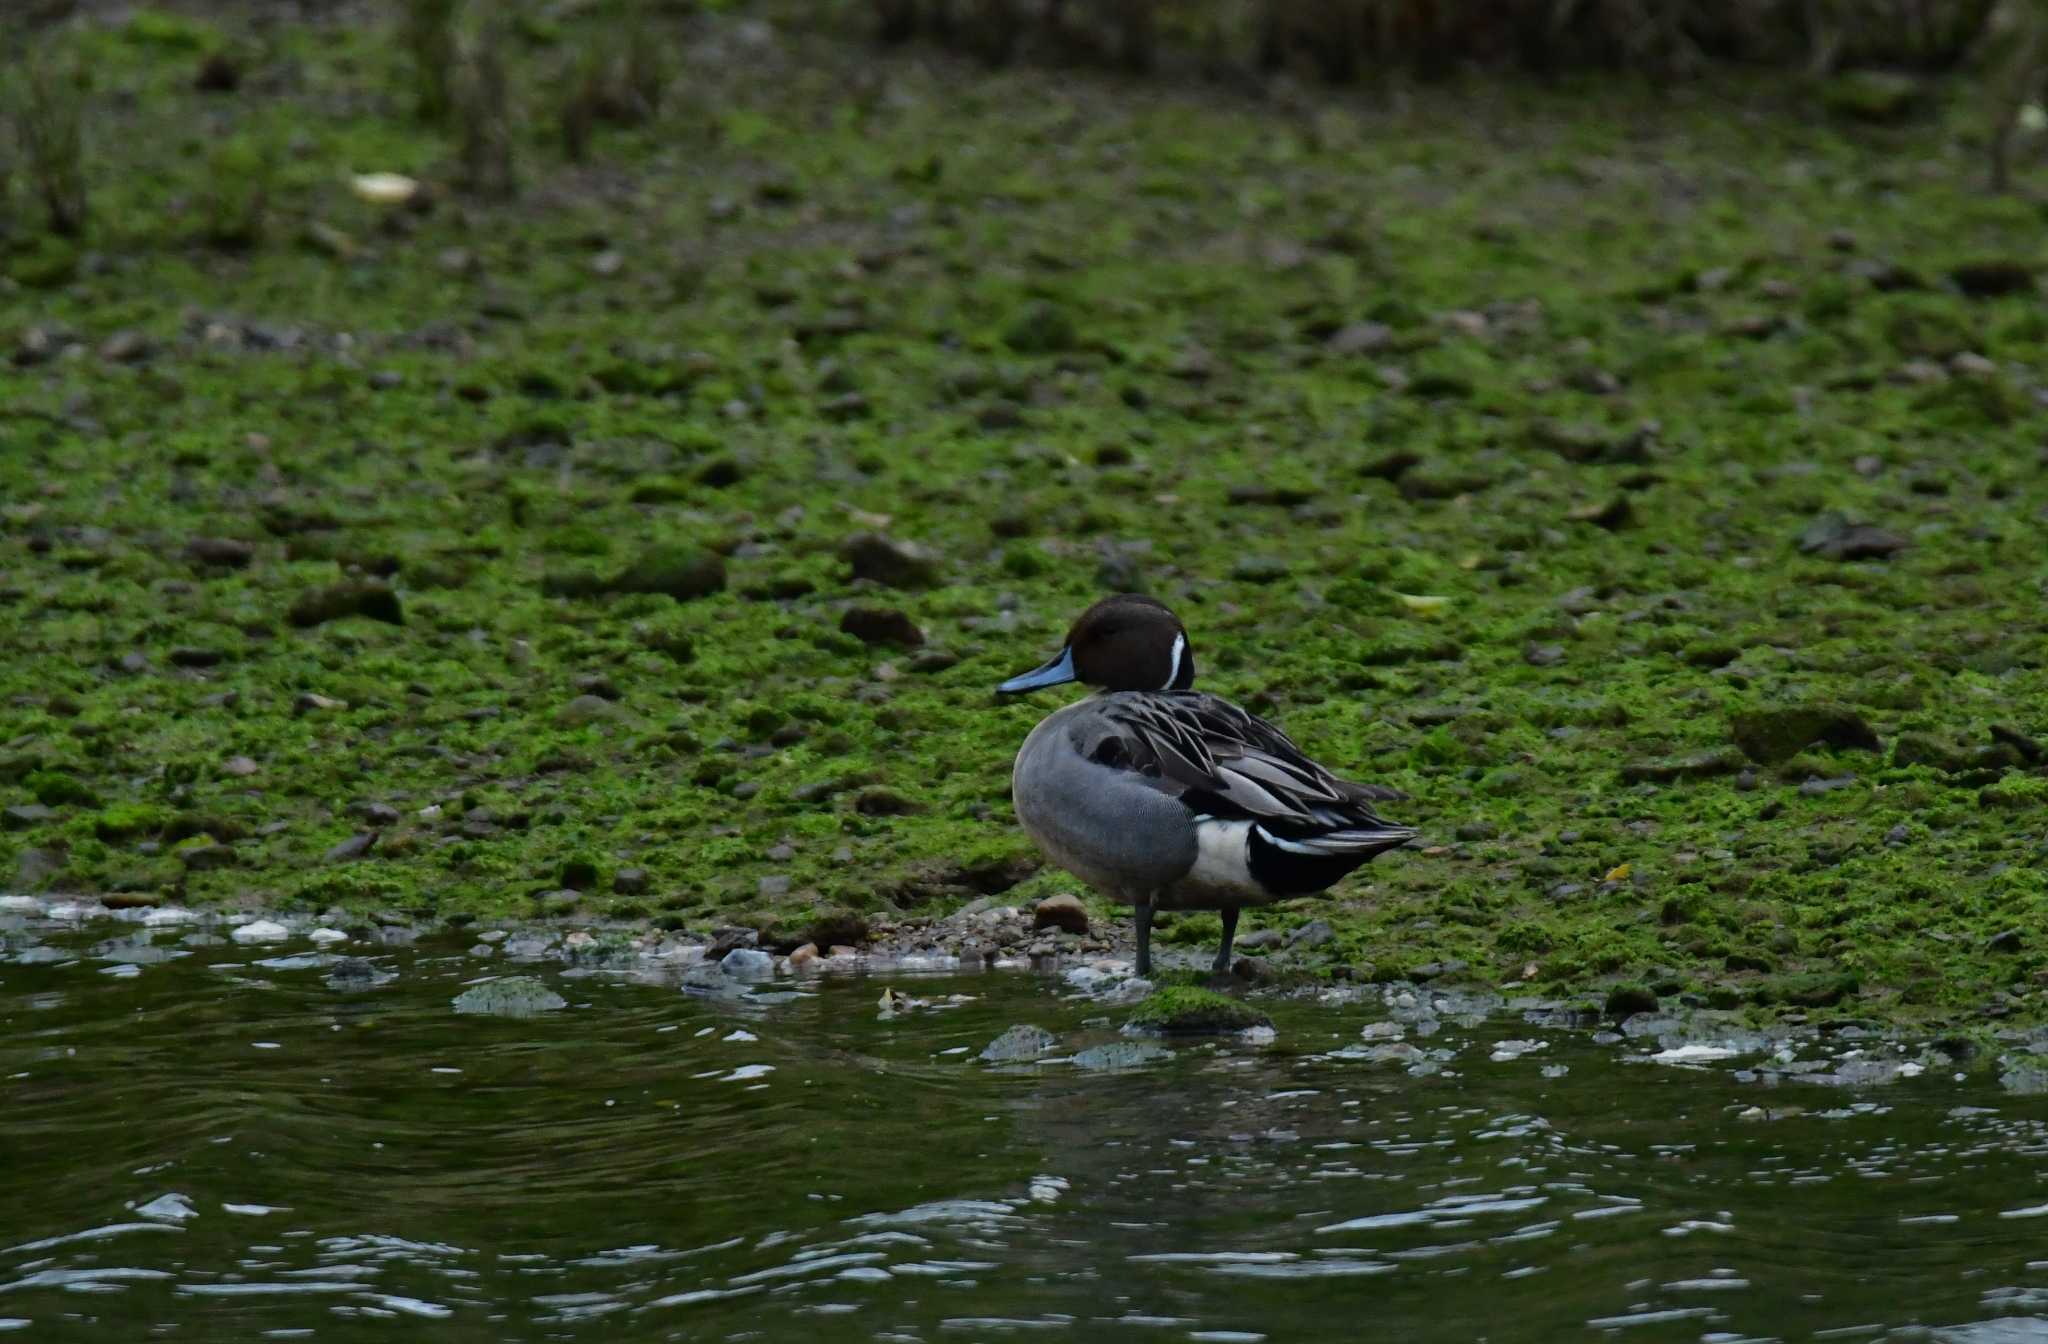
<box><xmin>1126</xmin><ymin>987</ymin><xmax>1271</xmax><ymax>1034</ymax></box>
<box><xmin>0</xmin><ymin>15</ymin><xmax>2040</xmax><ymax>1024</ymax></box>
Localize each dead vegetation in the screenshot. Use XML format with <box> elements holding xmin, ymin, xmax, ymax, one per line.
<box><xmin>871</xmin><ymin>0</ymin><xmax>2003</xmax><ymax>78</ymax></box>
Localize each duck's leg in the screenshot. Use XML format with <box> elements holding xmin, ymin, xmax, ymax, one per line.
<box><xmin>1212</xmin><ymin>907</ymin><xmax>1239</xmax><ymax>975</ymax></box>
<box><xmin>1133</xmin><ymin>895</ymin><xmax>1154</xmax><ymax>978</ymax></box>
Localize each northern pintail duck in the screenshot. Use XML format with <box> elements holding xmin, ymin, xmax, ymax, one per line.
<box><xmin>997</xmin><ymin>594</ymin><xmax>1415</xmax><ymax>977</ymax></box>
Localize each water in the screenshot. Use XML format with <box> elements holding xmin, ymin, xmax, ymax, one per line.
<box><xmin>5</xmin><ymin>909</ymin><xmax>2048</xmax><ymax>1343</ymax></box>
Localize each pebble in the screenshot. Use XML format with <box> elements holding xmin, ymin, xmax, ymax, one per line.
<box><xmin>308</xmin><ymin>928</ymin><xmax>348</xmax><ymax>945</ymax></box>
<box><xmin>231</xmin><ymin>919</ymin><xmax>290</xmax><ymax>944</ymax></box>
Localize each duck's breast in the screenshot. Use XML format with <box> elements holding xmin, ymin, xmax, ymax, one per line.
<box><xmin>1011</xmin><ymin>702</ymin><xmax>1198</xmax><ymax>897</ymax></box>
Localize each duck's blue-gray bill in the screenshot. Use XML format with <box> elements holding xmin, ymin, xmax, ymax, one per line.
<box><xmin>996</xmin><ymin>646</ymin><xmax>1075</xmax><ymax>694</ymax></box>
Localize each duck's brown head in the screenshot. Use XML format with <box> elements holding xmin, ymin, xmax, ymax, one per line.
<box><xmin>996</xmin><ymin>593</ymin><xmax>1195</xmax><ymax>695</ymax></box>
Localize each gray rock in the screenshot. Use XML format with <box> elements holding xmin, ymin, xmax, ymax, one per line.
<box><xmin>1071</xmin><ymin>1042</ymin><xmax>1172</xmax><ymax>1072</ymax></box>
<box><xmin>1287</xmin><ymin>919</ymin><xmax>1334</xmax><ymax>949</ymax></box>
<box><xmin>325</xmin><ymin>832</ymin><xmax>378</xmax><ymax>862</ymax></box>
<box><xmin>452</xmin><ymin>976</ymin><xmax>567</xmax><ymax>1017</ymax></box>
<box><xmin>843</xmin><ymin>534</ymin><xmax>940</xmax><ymax>589</ymax></box>
<box><xmin>980</xmin><ymin>1024</ymin><xmax>1059</xmax><ymax>1063</ymax></box>
<box><xmin>720</xmin><ymin>948</ymin><xmax>776</xmax><ymax>978</ymax></box>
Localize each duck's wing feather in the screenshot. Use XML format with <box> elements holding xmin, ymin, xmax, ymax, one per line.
<box><xmin>1082</xmin><ymin>692</ymin><xmax>1410</xmax><ymax>843</ymax></box>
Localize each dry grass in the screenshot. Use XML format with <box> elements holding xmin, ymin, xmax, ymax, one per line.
<box><xmin>870</xmin><ymin>0</ymin><xmax>2002</xmax><ymax>77</ymax></box>
<box><xmin>13</xmin><ymin>46</ymin><xmax>89</xmax><ymax>238</ymax></box>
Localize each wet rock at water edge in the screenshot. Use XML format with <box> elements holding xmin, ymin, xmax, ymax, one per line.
<box><xmin>1125</xmin><ymin>987</ymin><xmax>1271</xmax><ymax>1036</ymax></box>
<box><xmin>720</xmin><ymin>947</ymin><xmax>777</xmax><ymax>978</ymax></box>
<box><xmin>325</xmin><ymin>957</ymin><xmax>396</xmax><ymax>990</ymax></box>
<box><xmin>980</xmin><ymin>1024</ymin><xmax>1059</xmax><ymax>1063</ymax></box>
<box><xmin>1032</xmin><ymin>894</ymin><xmax>1088</xmax><ymax>936</ymax></box>
<box><xmin>840</xmin><ymin>606</ymin><xmax>924</xmax><ymax>648</ymax></box>
<box><xmin>842</xmin><ymin>534</ymin><xmax>940</xmax><ymax>589</ymax></box>
<box><xmin>1603</xmin><ymin>984</ymin><xmax>1660</xmax><ymax>1019</ymax></box>
<box><xmin>1730</xmin><ymin>704</ymin><xmax>1881</xmax><ymax>765</ymax></box>
<box><xmin>231</xmin><ymin>919</ymin><xmax>290</xmax><ymax>944</ymax></box>
<box><xmin>1071</xmin><ymin>1042</ymin><xmax>1173</xmax><ymax>1071</ymax></box>
<box><xmin>453</xmin><ymin>976</ymin><xmax>567</xmax><ymax>1017</ymax></box>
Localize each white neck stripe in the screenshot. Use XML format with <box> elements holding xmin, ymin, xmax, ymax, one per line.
<box><xmin>1164</xmin><ymin>632</ymin><xmax>1186</xmax><ymax>690</ymax></box>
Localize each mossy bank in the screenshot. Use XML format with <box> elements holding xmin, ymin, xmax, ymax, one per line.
<box><xmin>3</xmin><ymin>5</ymin><xmax>2046</xmax><ymax>1029</ymax></box>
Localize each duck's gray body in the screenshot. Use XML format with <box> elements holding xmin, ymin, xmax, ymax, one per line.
<box><xmin>997</xmin><ymin>594</ymin><xmax>1415</xmax><ymax>976</ymax></box>
<box><xmin>1012</xmin><ymin>698</ymin><xmax>1249</xmax><ymax>910</ymax></box>
<box><xmin>1011</xmin><ymin>690</ymin><xmax>1414</xmax><ymax>919</ymax></box>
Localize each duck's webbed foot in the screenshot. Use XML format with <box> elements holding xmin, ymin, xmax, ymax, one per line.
<box><xmin>1211</xmin><ymin>907</ymin><xmax>1239</xmax><ymax>975</ymax></box>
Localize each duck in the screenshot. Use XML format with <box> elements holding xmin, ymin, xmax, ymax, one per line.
<box><xmin>996</xmin><ymin>593</ymin><xmax>1416</xmax><ymax>978</ymax></box>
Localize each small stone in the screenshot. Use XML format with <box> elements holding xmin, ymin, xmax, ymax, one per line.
<box><xmin>1286</xmin><ymin>918</ymin><xmax>1334</xmax><ymax>949</ymax></box>
<box><xmin>293</xmin><ymin>692</ymin><xmax>348</xmax><ymax>714</ymax></box>
<box><xmin>1950</xmin><ymin>259</ymin><xmax>2035</xmax><ymax>299</ymax></box>
<box><xmin>1988</xmin><ymin>929</ymin><xmax>2025</xmax><ymax>954</ymax></box>
<box><xmin>325</xmin><ymin>832</ymin><xmax>378</xmax><ymax>862</ymax></box>
<box><xmin>840</xmin><ymin>606</ymin><xmax>924</xmax><ymax>647</ymax></box>
<box><xmin>1003</xmin><ymin>301</ymin><xmax>1077</xmax><ymax>355</ymax></box>
<box><xmin>1525</xmin><ymin>643</ymin><xmax>1565</xmax><ymax>667</ymax></box>
<box><xmin>613</xmin><ymin>867</ymin><xmax>649</xmax><ymax>895</ymax></box>
<box><xmin>98</xmin><ymin>330</ymin><xmax>151</xmax><ymax>363</ymax></box>
<box><xmin>787</xmin><ymin>942</ymin><xmax>820</xmax><ymax>970</ymax></box>
<box><xmin>4</xmin><ymin>803</ymin><xmax>55</xmax><ymax>829</ymax></box>
<box><xmin>980</xmin><ymin>1024</ymin><xmax>1059</xmax><ymax>1062</ymax></box>
<box><xmin>178</xmin><ymin>841</ymin><xmax>236</xmax><ymax>871</ymax></box>
<box><xmin>221</xmin><ymin>755</ymin><xmax>259</xmax><ymax>777</ymax></box>
<box><xmin>231</xmin><ymin>919</ymin><xmax>290</xmax><ymax>944</ymax></box>
<box><xmin>854</xmin><ymin>788</ymin><xmax>921</xmax><ymax>816</ymax></box>
<box><xmin>1797</xmin><ymin>775</ymin><xmax>1858</xmax><ymax>796</ymax></box>
<box><xmin>1033</xmin><ymin>894</ymin><xmax>1088</xmax><ymax>935</ymax></box>
<box><xmin>288</xmin><ymin>581</ymin><xmax>403</xmax><ymax>628</ymax></box>
<box><xmin>843</xmin><ymin>534</ymin><xmax>940</xmax><ymax>589</ymax></box>
<box><xmin>556</xmin><ymin>694</ymin><xmax>621</xmax><ymax>727</ymax></box>
<box><xmin>1730</xmin><ymin>704</ymin><xmax>1881</xmax><ymax>765</ymax></box>
<box><xmin>186</xmin><ymin>537</ymin><xmax>255</xmax><ymax>568</ymax></box>
<box><xmin>1796</xmin><ymin>512</ymin><xmax>1908</xmax><ymax>562</ymax></box>
<box><xmin>1325</xmin><ymin>321</ymin><xmax>1392</xmax><ymax>356</ymax></box>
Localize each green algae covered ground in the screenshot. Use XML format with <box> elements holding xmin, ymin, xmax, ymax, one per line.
<box><xmin>4</xmin><ymin>6</ymin><xmax>2047</xmax><ymax>1028</ymax></box>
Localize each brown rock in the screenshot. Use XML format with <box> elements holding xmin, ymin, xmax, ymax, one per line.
<box><xmin>840</xmin><ymin>606</ymin><xmax>924</xmax><ymax>648</ymax></box>
<box><xmin>1033</xmin><ymin>893</ymin><xmax>1089</xmax><ymax>935</ymax></box>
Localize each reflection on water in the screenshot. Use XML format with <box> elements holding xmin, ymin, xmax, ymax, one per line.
<box><xmin>4</xmin><ymin>909</ymin><xmax>2048</xmax><ymax>1343</ymax></box>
